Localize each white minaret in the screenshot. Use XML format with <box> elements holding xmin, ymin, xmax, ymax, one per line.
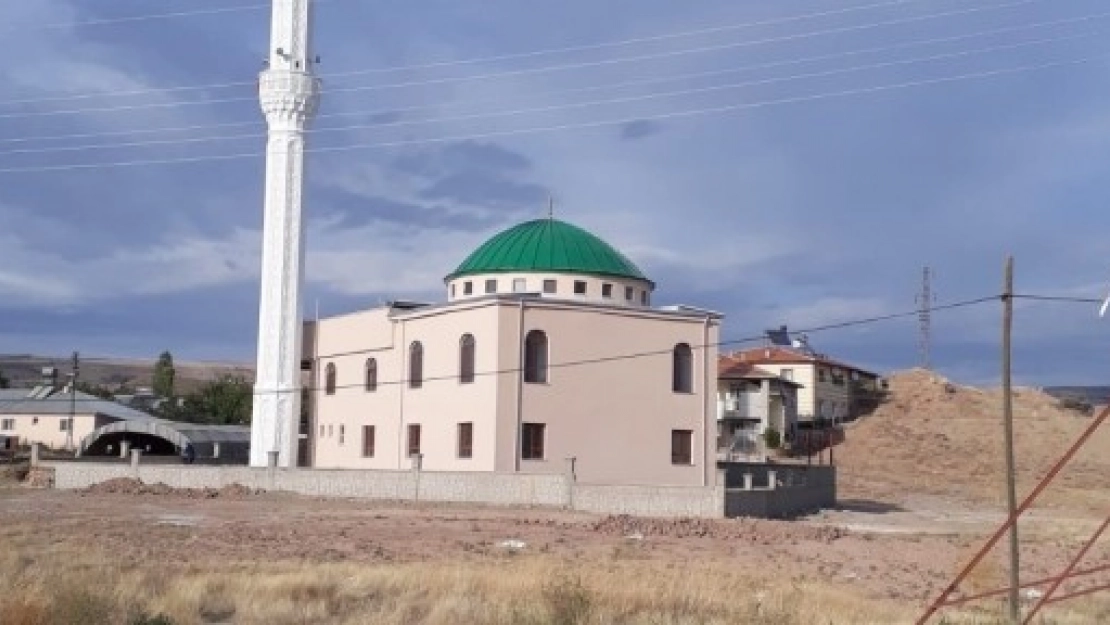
<box><xmin>250</xmin><ymin>0</ymin><xmax>321</xmax><ymax>467</ymax></box>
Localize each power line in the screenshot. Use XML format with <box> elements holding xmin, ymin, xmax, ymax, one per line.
<box><xmin>10</xmin><ymin>0</ymin><xmax>345</xmax><ymax>32</ymax></box>
<box><xmin>0</xmin><ymin>0</ymin><xmax>1049</xmax><ymax>121</ymax></box>
<box><xmin>0</xmin><ymin>0</ymin><xmax>932</xmax><ymax>106</ymax></box>
<box><xmin>0</xmin><ymin>53</ymin><xmax>1101</xmax><ymax>175</ymax></box>
<box><xmin>5</xmin><ymin>11</ymin><xmax>1103</xmax><ymax>147</ymax></box>
<box><xmin>0</xmin><ymin>294</ymin><xmax>1001</xmax><ymax>398</ymax></box>
<box><xmin>1012</xmin><ymin>294</ymin><xmax>1105</xmax><ymax>304</ymax></box>
<box><xmin>4</xmin><ymin>31</ymin><xmax>1100</xmax><ymax>158</ymax></box>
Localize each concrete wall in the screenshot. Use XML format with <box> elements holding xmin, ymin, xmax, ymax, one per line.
<box><xmin>721</xmin><ymin>464</ymin><xmax>836</xmax><ymax>519</ymax></box>
<box><xmin>46</xmin><ymin>462</ymin><xmax>742</xmax><ymax>518</ymax></box>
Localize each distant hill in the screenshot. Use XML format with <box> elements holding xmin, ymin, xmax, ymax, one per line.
<box><xmin>0</xmin><ymin>354</ymin><xmax>253</xmax><ymax>394</ymax></box>
<box><xmin>1043</xmin><ymin>386</ymin><xmax>1110</xmax><ymax>407</ymax></box>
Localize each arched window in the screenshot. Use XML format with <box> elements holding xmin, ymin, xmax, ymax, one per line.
<box><xmin>459</xmin><ymin>334</ymin><xmax>476</xmax><ymax>384</ymax></box>
<box><xmin>409</xmin><ymin>341</ymin><xmax>424</xmax><ymax>389</ymax></box>
<box><xmin>365</xmin><ymin>358</ymin><xmax>377</xmax><ymax>392</ymax></box>
<box><xmin>524</xmin><ymin>330</ymin><xmax>548</xmax><ymax>384</ymax></box>
<box><xmin>672</xmin><ymin>343</ymin><xmax>693</xmax><ymax>393</ymax></box>
<box><xmin>325</xmin><ymin>363</ymin><xmax>337</xmax><ymax>395</ymax></box>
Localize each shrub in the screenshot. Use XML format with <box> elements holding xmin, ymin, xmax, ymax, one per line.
<box><xmin>542</xmin><ymin>574</ymin><xmax>592</xmax><ymax>625</ymax></box>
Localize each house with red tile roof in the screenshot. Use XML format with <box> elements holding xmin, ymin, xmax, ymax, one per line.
<box><xmin>715</xmin><ymin>357</ymin><xmax>800</xmax><ymax>461</ymax></box>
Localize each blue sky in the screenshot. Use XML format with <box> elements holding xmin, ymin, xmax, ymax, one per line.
<box><xmin>1</xmin><ymin>0</ymin><xmax>1109</xmax><ymax>386</ymax></box>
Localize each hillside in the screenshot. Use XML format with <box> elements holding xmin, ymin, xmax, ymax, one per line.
<box><xmin>837</xmin><ymin>369</ymin><xmax>1110</xmax><ymax>511</ymax></box>
<box><xmin>0</xmin><ymin>354</ymin><xmax>253</xmax><ymax>394</ymax></box>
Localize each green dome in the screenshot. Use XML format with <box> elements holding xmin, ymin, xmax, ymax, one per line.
<box><xmin>447</xmin><ymin>219</ymin><xmax>651</xmax><ymax>284</ymax></box>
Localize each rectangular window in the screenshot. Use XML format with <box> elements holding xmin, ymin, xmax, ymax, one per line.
<box><xmin>521</xmin><ymin>423</ymin><xmax>545</xmax><ymax>460</ymax></box>
<box><xmin>408</xmin><ymin>424</ymin><xmax>421</xmax><ymax>457</ymax></box>
<box><xmin>338</xmin><ymin>425</ymin><xmax>345</xmax><ymax>445</ymax></box>
<box><xmin>640</xmin><ymin>291</ymin><xmax>649</xmax><ymax>305</ymax></box>
<box><xmin>59</xmin><ymin>420</ymin><xmax>70</xmax><ymax>432</ymax></box>
<box><xmin>513</xmin><ymin>278</ymin><xmax>527</xmax><ymax>292</ymax></box>
<box><xmin>780</xmin><ymin>368</ymin><xmax>794</xmax><ymax>381</ymax></box>
<box><xmin>818</xmin><ymin>368</ymin><xmax>827</xmax><ymax>382</ymax></box>
<box><xmin>573</xmin><ymin>281</ymin><xmax>587</xmax><ymax>295</ymax></box>
<box><xmin>362</xmin><ymin>425</ymin><xmax>375</xmax><ymax>457</ymax></box>
<box><xmin>450</xmin><ymin>284</ymin><xmax>456</xmax><ymax>298</ymax></box>
<box><xmin>463</xmin><ymin>281</ymin><xmax>473</xmax><ymax>295</ymax></box>
<box><xmin>0</xmin><ymin>419</ymin><xmax>13</xmax><ymax>431</ymax></box>
<box><xmin>671</xmin><ymin>429</ymin><xmax>693</xmax><ymax>465</ymax></box>
<box><xmin>457</xmin><ymin>422</ymin><xmax>473</xmax><ymax>458</ymax></box>
<box><xmin>625</xmin><ymin>286</ymin><xmax>634</xmax><ymax>301</ymax></box>
<box><xmin>602</xmin><ymin>283</ymin><xmax>613</xmax><ymax>298</ymax></box>
<box><xmin>543</xmin><ymin>279</ymin><xmax>557</xmax><ymax>294</ymax></box>
<box><xmin>485</xmin><ymin>279</ymin><xmax>497</xmax><ymax>294</ymax></box>
<box><xmin>319</xmin><ymin>424</ymin><xmax>324</xmax><ymax>437</ymax></box>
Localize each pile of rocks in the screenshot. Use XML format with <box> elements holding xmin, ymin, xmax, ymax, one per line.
<box><xmin>587</xmin><ymin>514</ymin><xmax>845</xmax><ymax>543</ymax></box>
<box><xmin>82</xmin><ymin>478</ymin><xmax>262</xmax><ymax>499</ymax></box>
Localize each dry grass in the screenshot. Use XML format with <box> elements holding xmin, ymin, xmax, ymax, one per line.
<box><xmin>2</xmin><ymin>544</ymin><xmax>1107</xmax><ymax>625</ymax></box>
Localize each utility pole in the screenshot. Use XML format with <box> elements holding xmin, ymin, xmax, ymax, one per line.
<box><xmin>250</xmin><ymin>0</ymin><xmax>321</xmax><ymax>467</ymax></box>
<box><xmin>67</xmin><ymin>351</ymin><xmax>79</xmax><ymax>452</ymax></box>
<box><xmin>1001</xmin><ymin>256</ymin><xmax>1020</xmax><ymax>623</ymax></box>
<box><xmin>916</xmin><ymin>266</ymin><xmax>935</xmax><ymax>369</ymax></box>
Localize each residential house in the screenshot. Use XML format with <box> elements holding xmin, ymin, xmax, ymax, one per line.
<box><xmin>725</xmin><ymin>345</ymin><xmax>883</xmax><ymax>426</ymax></box>
<box><xmin>716</xmin><ymin>358</ymin><xmax>800</xmax><ymax>461</ymax></box>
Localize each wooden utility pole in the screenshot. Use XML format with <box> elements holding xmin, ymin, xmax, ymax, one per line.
<box><xmin>1001</xmin><ymin>256</ymin><xmax>1020</xmax><ymax>623</ymax></box>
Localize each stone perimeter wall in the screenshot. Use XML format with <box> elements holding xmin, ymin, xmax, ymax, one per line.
<box><xmin>46</xmin><ymin>462</ymin><xmax>833</xmax><ymax>519</ymax></box>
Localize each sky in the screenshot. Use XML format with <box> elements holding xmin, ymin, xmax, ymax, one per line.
<box><xmin>1</xmin><ymin>0</ymin><xmax>1110</xmax><ymax>386</ymax></box>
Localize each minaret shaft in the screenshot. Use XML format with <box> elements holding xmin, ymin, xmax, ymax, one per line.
<box><xmin>250</xmin><ymin>0</ymin><xmax>320</xmax><ymax>468</ymax></box>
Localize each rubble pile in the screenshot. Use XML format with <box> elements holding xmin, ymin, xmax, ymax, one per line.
<box><xmin>587</xmin><ymin>514</ymin><xmax>845</xmax><ymax>543</ymax></box>
<box><xmin>82</xmin><ymin>478</ymin><xmax>262</xmax><ymax>498</ymax></box>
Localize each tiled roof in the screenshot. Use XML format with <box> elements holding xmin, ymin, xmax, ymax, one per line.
<box><xmin>726</xmin><ymin>347</ymin><xmax>879</xmax><ymax>377</ymax></box>
<box><xmin>717</xmin><ymin>357</ymin><xmax>802</xmax><ymax>385</ymax></box>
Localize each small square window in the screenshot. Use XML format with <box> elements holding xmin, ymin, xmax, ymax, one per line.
<box><xmin>463</xmin><ymin>281</ymin><xmax>473</xmax><ymax>295</ymax></box>
<box><xmin>671</xmin><ymin>429</ymin><xmax>693</xmax><ymax>465</ymax></box>
<box><xmin>543</xmin><ymin>279</ymin><xmax>557</xmax><ymax>294</ymax></box>
<box><xmin>485</xmin><ymin>279</ymin><xmax>497</xmax><ymax>294</ymax></box>
<box><xmin>573</xmin><ymin>281</ymin><xmax>587</xmax><ymax>295</ymax></box>
<box><xmin>512</xmin><ymin>278</ymin><xmax>527</xmax><ymax>292</ymax></box>
<box><xmin>522</xmin><ymin>423</ymin><xmax>545</xmax><ymax>460</ymax></box>
<box><xmin>625</xmin><ymin>286</ymin><xmax>634</xmax><ymax>301</ymax></box>
<box><xmin>602</xmin><ymin>283</ymin><xmax>613</xmax><ymax>298</ymax></box>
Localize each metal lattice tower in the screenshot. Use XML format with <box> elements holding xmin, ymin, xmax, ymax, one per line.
<box><xmin>916</xmin><ymin>266</ymin><xmax>935</xmax><ymax>370</ymax></box>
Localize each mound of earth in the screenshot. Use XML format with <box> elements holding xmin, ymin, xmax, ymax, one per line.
<box><xmin>82</xmin><ymin>478</ymin><xmax>261</xmax><ymax>499</ymax></box>
<box><xmin>837</xmin><ymin>369</ymin><xmax>1110</xmax><ymax>510</ymax></box>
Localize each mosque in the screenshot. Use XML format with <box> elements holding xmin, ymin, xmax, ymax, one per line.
<box><xmin>302</xmin><ymin>217</ymin><xmax>722</xmax><ymax>486</ymax></box>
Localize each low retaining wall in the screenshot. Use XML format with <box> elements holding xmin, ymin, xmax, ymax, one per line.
<box><xmin>45</xmin><ymin>461</ymin><xmax>836</xmax><ymax>519</ymax></box>
<box><xmin>722</xmin><ymin>465</ymin><xmax>836</xmax><ymax>519</ymax></box>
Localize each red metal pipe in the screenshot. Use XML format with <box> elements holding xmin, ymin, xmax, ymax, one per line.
<box><xmin>1044</xmin><ymin>581</ymin><xmax>1110</xmax><ymax>604</ymax></box>
<box><xmin>916</xmin><ymin>402</ymin><xmax>1110</xmax><ymax>624</ymax></box>
<box><xmin>1022</xmin><ymin>513</ymin><xmax>1110</xmax><ymax>624</ymax></box>
<box><xmin>938</xmin><ymin>563</ymin><xmax>1110</xmax><ymax>606</ymax></box>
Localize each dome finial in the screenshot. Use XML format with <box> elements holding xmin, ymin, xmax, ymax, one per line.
<box><xmin>547</xmin><ymin>194</ymin><xmax>554</xmax><ymax>220</ymax></box>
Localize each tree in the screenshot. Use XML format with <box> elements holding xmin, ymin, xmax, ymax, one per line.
<box><xmin>75</xmin><ymin>381</ymin><xmax>115</xmax><ymax>400</ymax></box>
<box><xmin>179</xmin><ymin>375</ymin><xmax>252</xmax><ymax>425</ymax></box>
<box><xmin>152</xmin><ymin>351</ymin><xmax>175</xmax><ymax>398</ymax></box>
<box><xmin>0</xmin><ymin>369</ymin><xmax>8</xmax><ymax>389</ymax></box>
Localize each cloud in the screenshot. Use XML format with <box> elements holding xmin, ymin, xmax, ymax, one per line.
<box><xmin>619</xmin><ymin>120</ymin><xmax>663</xmax><ymax>141</ymax></box>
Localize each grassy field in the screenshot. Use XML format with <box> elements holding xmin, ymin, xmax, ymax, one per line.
<box><xmin>2</xmin><ymin>533</ymin><xmax>1108</xmax><ymax>625</ymax></box>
